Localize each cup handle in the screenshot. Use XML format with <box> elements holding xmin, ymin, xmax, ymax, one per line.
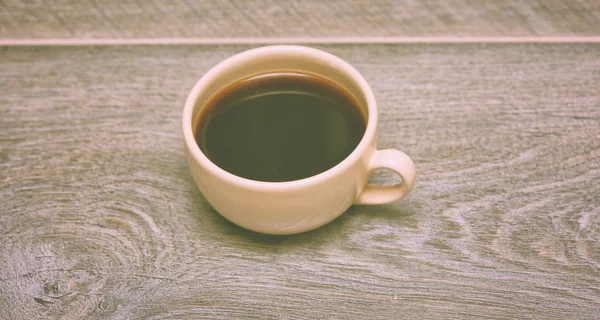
<box><xmin>354</xmin><ymin>149</ymin><xmax>416</xmax><ymax>205</ymax></box>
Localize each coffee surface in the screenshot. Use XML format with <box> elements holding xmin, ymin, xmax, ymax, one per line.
<box><xmin>195</xmin><ymin>72</ymin><xmax>366</xmax><ymax>182</ymax></box>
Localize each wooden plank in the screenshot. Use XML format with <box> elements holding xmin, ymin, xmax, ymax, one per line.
<box><xmin>1</xmin><ymin>0</ymin><xmax>600</xmax><ymax>39</ymax></box>
<box><xmin>1</xmin><ymin>44</ymin><xmax>599</xmax><ymax>319</ymax></box>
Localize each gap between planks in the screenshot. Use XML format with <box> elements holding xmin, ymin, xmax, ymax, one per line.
<box><xmin>1</xmin><ymin>37</ymin><xmax>600</xmax><ymax>46</ymax></box>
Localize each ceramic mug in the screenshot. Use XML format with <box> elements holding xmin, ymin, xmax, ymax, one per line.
<box><xmin>182</xmin><ymin>45</ymin><xmax>416</xmax><ymax>235</ymax></box>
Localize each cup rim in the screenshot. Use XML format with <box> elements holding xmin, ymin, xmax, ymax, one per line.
<box><xmin>182</xmin><ymin>45</ymin><xmax>377</xmax><ymax>191</ymax></box>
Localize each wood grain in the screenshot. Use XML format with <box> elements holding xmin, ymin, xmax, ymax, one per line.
<box><xmin>1</xmin><ymin>44</ymin><xmax>599</xmax><ymax>319</ymax></box>
<box><xmin>1</xmin><ymin>0</ymin><xmax>600</xmax><ymax>39</ymax></box>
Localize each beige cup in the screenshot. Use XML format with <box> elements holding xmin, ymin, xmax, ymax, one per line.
<box><xmin>182</xmin><ymin>45</ymin><xmax>416</xmax><ymax>235</ymax></box>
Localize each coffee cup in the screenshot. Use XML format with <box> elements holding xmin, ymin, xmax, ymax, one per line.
<box><xmin>182</xmin><ymin>45</ymin><xmax>415</xmax><ymax>235</ymax></box>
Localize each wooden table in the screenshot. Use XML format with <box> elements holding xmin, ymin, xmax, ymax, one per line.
<box><xmin>1</xmin><ymin>1</ymin><xmax>599</xmax><ymax>319</ymax></box>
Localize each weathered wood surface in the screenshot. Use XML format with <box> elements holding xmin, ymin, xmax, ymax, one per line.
<box><xmin>1</xmin><ymin>44</ymin><xmax>600</xmax><ymax>319</ymax></box>
<box><xmin>1</xmin><ymin>0</ymin><xmax>600</xmax><ymax>39</ymax></box>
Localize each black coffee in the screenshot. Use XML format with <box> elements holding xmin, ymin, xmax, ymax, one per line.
<box><xmin>194</xmin><ymin>71</ymin><xmax>366</xmax><ymax>182</ymax></box>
